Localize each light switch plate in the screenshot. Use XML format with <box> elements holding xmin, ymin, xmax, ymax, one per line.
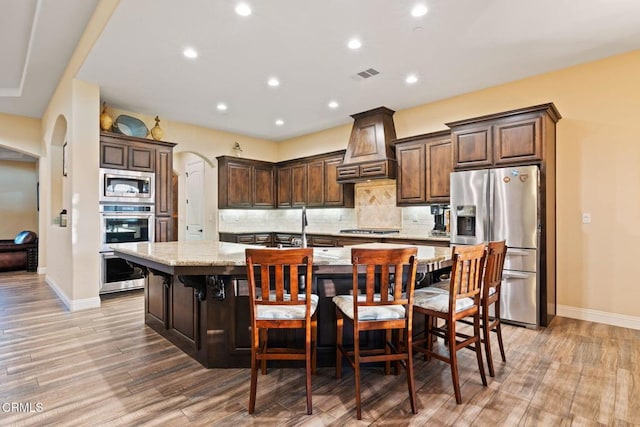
<box><xmin>582</xmin><ymin>213</ymin><xmax>591</xmax><ymax>224</ymax></box>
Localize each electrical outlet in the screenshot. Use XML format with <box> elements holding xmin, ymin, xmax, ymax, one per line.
<box><xmin>582</xmin><ymin>213</ymin><xmax>591</xmax><ymax>224</ymax></box>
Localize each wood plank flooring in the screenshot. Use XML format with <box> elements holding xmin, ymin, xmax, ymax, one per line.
<box><xmin>0</xmin><ymin>271</ymin><xmax>638</xmax><ymax>426</ymax></box>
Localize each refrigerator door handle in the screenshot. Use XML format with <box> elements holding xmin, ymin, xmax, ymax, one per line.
<box><xmin>506</xmin><ymin>249</ymin><xmax>530</xmax><ymax>256</ymax></box>
<box><xmin>483</xmin><ymin>171</ymin><xmax>491</xmax><ymax>242</ymax></box>
<box><xmin>503</xmin><ymin>271</ymin><xmax>531</xmax><ymax>280</ymax></box>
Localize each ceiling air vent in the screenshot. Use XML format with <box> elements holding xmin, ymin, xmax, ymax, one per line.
<box><xmin>351</xmin><ymin>68</ymin><xmax>380</xmax><ymax>81</ymax></box>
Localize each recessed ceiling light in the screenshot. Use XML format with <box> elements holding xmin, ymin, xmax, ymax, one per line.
<box><xmin>235</xmin><ymin>3</ymin><xmax>252</xmax><ymax>16</ymax></box>
<box><xmin>411</xmin><ymin>4</ymin><xmax>428</xmax><ymax>17</ymax></box>
<box><xmin>267</xmin><ymin>77</ymin><xmax>280</xmax><ymax>87</ymax></box>
<box><xmin>275</xmin><ymin>119</ymin><xmax>284</xmax><ymax>126</ymax></box>
<box><xmin>347</xmin><ymin>38</ymin><xmax>362</xmax><ymax>50</ymax></box>
<box><xmin>405</xmin><ymin>74</ymin><xmax>418</xmax><ymax>84</ymax></box>
<box><xmin>183</xmin><ymin>48</ymin><xmax>198</xmax><ymax>59</ymax></box>
<box><xmin>328</xmin><ymin>101</ymin><xmax>339</xmax><ymax>109</ymax></box>
<box><xmin>217</xmin><ymin>103</ymin><xmax>228</xmax><ymax>111</ymax></box>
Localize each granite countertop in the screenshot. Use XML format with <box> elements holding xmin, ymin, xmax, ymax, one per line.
<box><xmin>110</xmin><ymin>241</ymin><xmax>451</xmax><ymax>267</ymax></box>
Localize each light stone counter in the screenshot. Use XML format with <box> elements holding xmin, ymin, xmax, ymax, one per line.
<box><xmin>111</xmin><ymin>241</ymin><xmax>451</xmax><ymax>271</ymax></box>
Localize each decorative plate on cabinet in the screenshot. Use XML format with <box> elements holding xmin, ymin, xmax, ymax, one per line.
<box><xmin>112</xmin><ymin>115</ymin><xmax>149</xmax><ymax>138</ymax></box>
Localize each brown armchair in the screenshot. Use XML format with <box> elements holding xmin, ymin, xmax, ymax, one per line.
<box><xmin>0</xmin><ymin>231</ymin><xmax>38</xmax><ymax>272</ymax></box>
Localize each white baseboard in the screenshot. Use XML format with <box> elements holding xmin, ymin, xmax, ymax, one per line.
<box><xmin>37</xmin><ymin>266</ymin><xmax>47</xmax><ymax>274</ymax></box>
<box><xmin>45</xmin><ymin>276</ymin><xmax>101</xmax><ymax>312</ymax></box>
<box><xmin>557</xmin><ymin>305</ymin><xmax>640</xmax><ymax>330</ymax></box>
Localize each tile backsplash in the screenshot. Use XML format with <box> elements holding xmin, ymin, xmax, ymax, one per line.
<box><xmin>355</xmin><ymin>179</ymin><xmax>402</xmax><ymax>229</ymax></box>
<box><xmin>219</xmin><ymin>180</ymin><xmax>440</xmax><ymax>237</ymax></box>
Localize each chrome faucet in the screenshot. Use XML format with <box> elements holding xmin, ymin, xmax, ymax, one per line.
<box><xmin>301</xmin><ymin>205</ymin><xmax>308</xmax><ymax>248</ymax></box>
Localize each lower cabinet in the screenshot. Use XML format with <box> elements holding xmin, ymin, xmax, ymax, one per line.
<box><xmin>146</xmin><ymin>271</ymin><xmax>167</xmax><ymax>325</ymax></box>
<box><xmin>219</xmin><ymin>232</ymin><xmax>450</xmax><ymax>248</ymax></box>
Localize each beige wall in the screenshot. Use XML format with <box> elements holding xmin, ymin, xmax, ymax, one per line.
<box><xmin>0</xmin><ymin>113</ymin><xmax>41</xmax><ymax>157</ymax></box>
<box><xmin>0</xmin><ymin>160</ymin><xmax>38</xmax><ymax>239</ymax></box>
<box><xmin>36</xmin><ymin>0</ymin><xmax>119</xmax><ymax>308</ymax></box>
<box><xmin>278</xmin><ymin>50</ymin><xmax>640</xmax><ymax>321</ymax></box>
<box><xmin>106</xmin><ymin>107</ymin><xmax>278</xmax><ymax>241</ymax></box>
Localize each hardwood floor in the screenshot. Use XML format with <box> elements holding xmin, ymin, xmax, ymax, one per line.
<box><xmin>0</xmin><ymin>271</ymin><xmax>638</xmax><ymax>426</ymax></box>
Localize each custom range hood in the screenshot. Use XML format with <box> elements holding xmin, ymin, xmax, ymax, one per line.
<box><xmin>336</xmin><ymin>106</ymin><xmax>397</xmax><ymax>183</ymax></box>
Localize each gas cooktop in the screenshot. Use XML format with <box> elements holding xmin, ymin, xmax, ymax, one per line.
<box><xmin>339</xmin><ymin>229</ymin><xmax>401</xmax><ymax>235</ymax></box>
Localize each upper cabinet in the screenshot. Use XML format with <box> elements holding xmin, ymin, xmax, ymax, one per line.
<box><xmin>100</xmin><ymin>132</ymin><xmax>177</xmax><ymax>241</ymax></box>
<box><xmin>447</xmin><ymin>103</ymin><xmax>561</xmax><ymax>170</ymax></box>
<box><xmin>395</xmin><ymin>130</ymin><xmax>452</xmax><ymax>205</ymax></box>
<box><xmin>100</xmin><ymin>133</ymin><xmax>155</xmax><ymax>172</ymax></box>
<box><xmin>217</xmin><ymin>156</ymin><xmax>275</xmax><ymax>209</ymax></box>
<box><xmin>277</xmin><ymin>150</ymin><xmax>354</xmax><ymax>209</ymax></box>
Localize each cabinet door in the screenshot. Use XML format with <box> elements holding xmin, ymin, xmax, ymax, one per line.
<box><xmin>277</xmin><ymin>166</ymin><xmax>292</xmax><ymax>207</ymax></box>
<box><xmin>155</xmin><ymin>216</ymin><xmax>173</xmax><ymax>242</ymax></box>
<box><xmin>155</xmin><ymin>147</ymin><xmax>173</xmax><ymax>216</ymax></box>
<box><xmin>100</xmin><ymin>141</ymin><xmax>127</xmax><ymax>169</ymax></box>
<box><xmin>128</xmin><ymin>145</ymin><xmax>155</xmax><ymax>171</ymax></box>
<box><xmin>291</xmin><ymin>163</ymin><xmax>308</xmax><ymax>207</ymax></box>
<box><xmin>307</xmin><ymin>160</ymin><xmax>324</xmax><ymax>206</ymax></box>
<box><xmin>324</xmin><ymin>156</ymin><xmax>353</xmax><ymax>207</ymax></box>
<box><xmin>226</xmin><ymin>162</ymin><xmax>252</xmax><ymax>208</ymax></box>
<box><xmin>147</xmin><ymin>272</ymin><xmax>167</xmax><ymax>326</ymax></box>
<box><xmin>396</xmin><ymin>142</ymin><xmax>426</xmax><ymax>205</ymax></box>
<box><xmin>309</xmin><ymin>235</ymin><xmax>337</xmax><ymax>247</ymax></box>
<box><xmin>452</xmin><ymin>124</ymin><xmax>493</xmax><ymax>169</ymax></box>
<box><xmin>170</xmin><ymin>279</ymin><xmax>196</xmax><ymax>342</ymax></box>
<box><xmin>253</xmin><ymin>164</ymin><xmax>275</xmax><ymax>208</ymax></box>
<box><xmin>493</xmin><ymin>114</ymin><xmax>543</xmax><ymax>165</ymax></box>
<box><xmin>426</xmin><ymin>138</ymin><xmax>452</xmax><ymax>203</ymax></box>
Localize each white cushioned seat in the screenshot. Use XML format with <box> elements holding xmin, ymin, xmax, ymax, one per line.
<box><xmin>415</xmin><ymin>286</ymin><xmax>448</xmax><ymax>295</ymax></box>
<box><xmin>333</xmin><ymin>294</ymin><xmax>405</xmax><ymax>321</ymax></box>
<box><xmin>413</xmin><ymin>292</ymin><xmax>474</xmax><ymax>314</ymax></box>
<box><xmin>256</xmin><ymin>294</ymin><xmax>319</xmax><ymax>320</ymax></box>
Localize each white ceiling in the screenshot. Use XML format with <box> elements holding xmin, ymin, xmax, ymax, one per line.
<box><xmin>2</xmin><ymin>0</ymin><xmax>640</xmax><ymax>159</ymax></box>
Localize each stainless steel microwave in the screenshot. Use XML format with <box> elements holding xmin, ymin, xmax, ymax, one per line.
<box><xmin>99</xmin><ymin>168</ymin><xmax>155</xmax><ymax>204</ymax></box>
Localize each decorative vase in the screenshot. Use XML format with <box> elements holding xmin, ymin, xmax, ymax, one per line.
<box><xmin>100</xmin><ymin>101</ymin><xmax>113</xmax><ymax>131</ymax></box>
<box><xmin>150</xmin><ymin>116</ymin><xmax>164</xmax><ymax>141</ymax></box>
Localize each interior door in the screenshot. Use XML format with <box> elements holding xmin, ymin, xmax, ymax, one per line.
<box><xmin>185</xmin><ymin>160</ymin><xmax>204</xmax><ymax>240</ymax></box>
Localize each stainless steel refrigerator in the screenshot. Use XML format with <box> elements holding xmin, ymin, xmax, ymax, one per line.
<box><xmin>450</xmin><ymin>165</ymin><xmax>540</xmax><ymax>326</ymax></box>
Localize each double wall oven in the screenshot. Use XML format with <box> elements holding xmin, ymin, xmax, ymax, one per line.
<box><xmin>99</xmin><ymin>168</ymin><xmax>155</xmax><ymax>294</ymax></box>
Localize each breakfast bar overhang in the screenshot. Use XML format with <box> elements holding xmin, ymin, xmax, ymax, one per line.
<box><xmin>112</xmin><ymin>241</ymin><xmax>452</xmax><ymax>368</ymax></box>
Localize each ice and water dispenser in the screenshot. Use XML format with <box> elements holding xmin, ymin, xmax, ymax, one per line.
<box><xmin>455</xmin><ymin>205</ymin><xmax>476</xmax><ymax>238</ymax></box>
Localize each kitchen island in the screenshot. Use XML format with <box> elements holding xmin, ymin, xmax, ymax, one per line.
<box><xmin>112</xmin><ymin>241</ymin><xmax>451</xmax><ymax>368</ymax></box>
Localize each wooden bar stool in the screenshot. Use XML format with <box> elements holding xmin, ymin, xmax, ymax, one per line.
<box><xmin>245</xmin><ymin>248</ymin><xmax>317</xmax><ymax>415</ymax></box>
<box><xmin>333</xmin><ymin>247</ymin><xmax>418</xmax><ymax>420</ymax></box>
<box><xmin>479</xmin><ymin>240</ymin><xmax>508</xmax><ymax>377</ymax></box>
<box><xmin>412</xmin><ymin>243</ymin><xmax>487</xmax><ymax>404</ymax></box>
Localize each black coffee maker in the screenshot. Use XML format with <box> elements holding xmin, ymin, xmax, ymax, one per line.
<box><xmin>430</xmin><ymin>205</ymin><xmax>450</xmax><ymax>236</ymax></box>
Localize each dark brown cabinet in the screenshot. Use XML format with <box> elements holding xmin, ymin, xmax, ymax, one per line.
<box><xmin>219</xmin><ymin>232</ymin><xmax>272</xmax><ymax>246</ymax></box>
<box><xmin>277</xmin><ymin>166</ymin><xmax>292</xmax><ymax>207</ymax></box>
<box><xmin>308</xmin><ymin>235</ymin><xmax>337</xmax><ymax>247</ymax></box>
<box><xmin>291</xmin><ymin>163</ymin><xmax>308</xmax><ymax>207</ymax></box>
<box><xmin>275</xmin><ymin>150</ymin><xmax>354</xmax><ymax>209</ymax></box>
<box><xmin>217</xmin><ymin>156</ymin><xmax>275</xmax><ymax>209</ymax></box>
<box><xmin>448</xmin><ymin>104</ymin><xmax>559</xmax><ymax>170</ymax></box>
<box><xmin>100</xmin><ymin>133</ymin><xmax>155</xmax><ymax>172</ymax></box>
<box><xmin>219</xmin><ymin>151</ymin><xmax>354</xmax><ymax>210</ymax></box>
<box><xmin>307</xmin><ymin>160</ymin><xmax>324</xmax><ymax>207</ymax></box>
<box><xmin>100</xmin><ymin>132</ymin><xmax>176</xmax><ymax>242</ymax></box>
<box><xmin>395</xmin><ymin>130</ymin><xmax>452</xmax><ymax>205</ymax></box>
